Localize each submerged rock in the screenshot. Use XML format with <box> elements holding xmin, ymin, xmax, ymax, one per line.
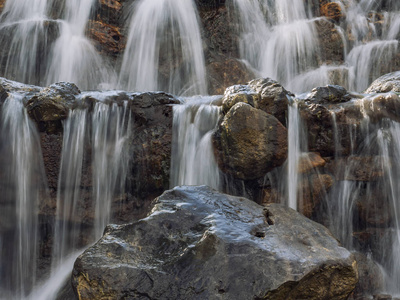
<box><xmin>72</xmin><ymin>186</ymin><xmax>358</xmax><ymax>300</ymax></box>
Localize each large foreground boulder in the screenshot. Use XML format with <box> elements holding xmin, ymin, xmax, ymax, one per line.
<box><xmin>72</xmin><ymin>186</ymin><xmax>358</xmax><ymax>300</ymax></box>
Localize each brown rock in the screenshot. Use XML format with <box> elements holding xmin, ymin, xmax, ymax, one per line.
<box><xmin>365</xmin><ymin>72</ymin><xmax>400</xmax><ymax>93</ymax></box>
<box><xmin>213</xmin><ymin>102</ymin><xmax>288</xmax><ymax>180</ymax></box>
<box><xmin>221</xmin><ymin>84</ymin><xmax>259</xmax><ymax>113</ymax></box>
<box><xmin>352</xmin><ymin>252</ymin><xmax>385</xmax><ymax>299</ymax></box>
<box><xmin>298</xmin><ymin>152</ymin><xmax>326</xmax><ymax>174</ymax></box>
<box><xmin>298</xmin><ymin>174</ymin><xmax>334</xmax><ymax>218</ymax></box>
<box><xmin>0</xmin><ymin>0</ymin><xmax>5</xmax><ymax>14</ymax></box>
<box><xmin>361</xmin><ymin>92</ymin><xmax>400</xmax><ymax>123</ymax></box>
<box><xmin>315</xmin><ymin>18</ymin><xmax>345</xmax><ymax>65</ymax></box>
<box><xmin>356</xmin><ymin>189</ymin><xmax>394</xmax><ymax>227</ymax></box>
<box><xmin>326</xmin><ymin>156</ymin><xmax>387</xmax><ymax>181</ymax></box>
<box><xmin>207</xmin><ymin>59</ymin><xmax>255</xmax><ymax>95</ymax></box>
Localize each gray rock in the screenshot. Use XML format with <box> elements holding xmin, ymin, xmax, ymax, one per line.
<box><xmin>307</xmin><ymin>85</ymin><xmax>351</xmax><ymax>104</ymax></box>
<box><xmin>72</xmin><ymin>186</ymin><xmax>358</xmax><ymax>300</ymax></box>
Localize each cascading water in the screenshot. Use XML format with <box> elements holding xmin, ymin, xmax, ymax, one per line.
<box><xmin>119</xmin><ymin>0</ymin><xmax>207</xmax><ymax>95</ymax></box>
<box><xmin>45</xmin><ymin>0</ymin><xmax>115</xmax><ymax>90</ymax></box>
<box><xmin>0</xmin><ymin>0</ymin><xmax>51</xmax><ymax>85</ymax></box>
<box><xmin>229</xmin><ymin>0</ymin><xmax>319</xmax><ymax>92</ymax></box>
<box><xmin>228</xmin><ymin>0</ymin><xmax>400</xmax><ymax>93</ymax></box>
<box><xmin>170</xmin><ymin>96</ymin><xmax>221</xmax><ymax>190</ymax></box>
<box><xmin>0</xmin><ymin>93</ymin><xmax>47</xmax><ymax>299</ymax></box>
<box><xmin>1</xmin><ymin>0</ymin><xmax>400</xmax><ymax>298</ymax></box>
<box><xmin>344</xmin><ymin>0</ymin><xmax>400</xmax><ymax>91</ymax></box>
<box><xmin>325</xmin><ymin>96</ymin><xmax>400</xmax><ymax>295</ymax></box>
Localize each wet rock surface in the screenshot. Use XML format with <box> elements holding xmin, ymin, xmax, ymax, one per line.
<box><xmin>72</xmin><ymin>186</ymin><xmax>358</xmax><ymax>300</ymax></box>
<box><xmin>365</xmin><ymin>71</ymin><xmax>400</xmax><ymax>93</ymax></box>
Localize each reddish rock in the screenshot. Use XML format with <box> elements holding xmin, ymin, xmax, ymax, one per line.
<box><xmin>320</xmin><ymin>2</ymin><xmax>344</xmax><ymax>22</ymax></box>
<box><xmin>298</xmin><ymin>152</ymin><xmax>326</xmax><ymax>174</ymax></box>
<box><xmin>87</xmin><ymin>20</ymin><xmax>125</xmax><ymax>58</ymax></box>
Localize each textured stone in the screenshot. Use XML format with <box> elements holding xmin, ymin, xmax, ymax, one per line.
<box><xmin>365</xmin><ymin>71</ymin><xmax>400</xmax><ymax>93</ymax></box>
<box><xmin>72</xmin><ymin>186</ymin><xmax>358</xmax><ymax>300</ymax></box>
<box><xmin>249</xmin><ymin>78</ymin><xmax>294</xmax><ymax>125</ymax></box>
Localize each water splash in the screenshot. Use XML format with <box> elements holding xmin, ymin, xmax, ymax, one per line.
<box><xmin>119</xmin><ymin>0</ymin><xmax>207</xmax><ymax>95</ymax></box>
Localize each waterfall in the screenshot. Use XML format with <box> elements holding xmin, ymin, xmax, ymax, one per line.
<box><xmin>170</xmin><ymin>96</ymin><xmax>221</xmax><ymax>189</ymax></box>
<box><xmin>119</xmin><ymin>0</ymin><xmax>207</xmax><ymax>95</ymax></box>
<box><xmin>0</xmin><ymin>93</ymin><xmax>47</xmax><ymax>298</ymax></box>
<box><xmin>228</xmin><ymin>0</ymin><xmax>400</xmax><ymax>93</ymax></box>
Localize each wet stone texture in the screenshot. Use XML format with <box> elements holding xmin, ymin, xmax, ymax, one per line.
<box><xmin>72</xmin><ymin>186</ymin><xmax>358</xmax><ymax>300</ymax></box>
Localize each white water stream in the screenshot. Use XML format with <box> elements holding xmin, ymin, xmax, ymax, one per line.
<box><xmin>119</xmin><ymin>0</ymin><xmax>207</xmax><ymax>95</ymax></box>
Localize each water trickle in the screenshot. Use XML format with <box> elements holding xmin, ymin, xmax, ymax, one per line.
<box><xmin>287</xmin><ymin>101</ymin><xmax>302</xmax><ymax>210</ymax></box>
<box><xmin>91</xmin><ymin>101</ymin><xmax>132</xmax><ymax>238</ymax></box>
<box><xmin>170</xmin><ymin>96</ymin><xmax>221</xmax><ymax>189</ymax></box>
<box><xmin>119</xmin><ymin>0</ymin><xmax>207</xmax><ymax>95</ymax></box>
<box><xmin>0</xmin><ymin>93</ymin><xmax>47</xmax><ymax>298</ymax></box>
<box><xmin>52</xmin><ymin>109</ymin><xmax>88</xmax><ymax>268</ymax></box>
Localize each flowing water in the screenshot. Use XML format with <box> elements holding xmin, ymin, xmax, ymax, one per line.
<box><xmin>230</xmin><ymin>0</ymin><xmax>400</xmax><ymax>93</ymax></box>
<box><xmin>45</xmin><ymin>0</ymin><xmax>115</xmax><ymax>90</ymax></box>
<box><xmin>119</xmin><ymin>0</ymin><xmax>207</xmax><ymax>95</ymax></box>
<box><xmin>52</xmin><ymin>98</ymin><xmax>132</xmax><ymax>275</ymax></box>
<box><xmin>0</xmin><ymin>0</ymin><xmax>50</xmax><ymax>85</ymax></box>
<box><xmin>230</xmin><ymin>0</ymin><xmax>319</xmax><ymax>92</ymax></box>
